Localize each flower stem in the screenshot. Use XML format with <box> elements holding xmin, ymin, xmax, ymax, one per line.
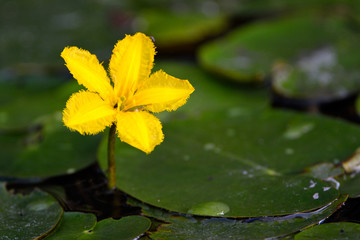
<box><xmin>108</xmin><ymin>123</ymin><xmax>116</xmax><ymax>189</ymax></box>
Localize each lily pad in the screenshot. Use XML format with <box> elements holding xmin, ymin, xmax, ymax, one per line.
<box><xmin>0</xmin><ymin>184</ymin><xmax>63</xmax><ymax>239</ymax></box>
<box><xmin>198</xmin><ymin>15</ymin><xmax>354</xmax><ymax>83</ymax></box>
<box><xmin>132</xmin><ymin>195</ymin><xmax>347</xmax><ymax>239</ymax></box>
<box><xmin>294</xmin><ymin>222</ymin><xmax>360</xmax><ymax>240</ymax></box>
<box><xmin>0</xmin><ymin>112</ymin><xmax>101</xmax><ymax>178</ymax></box>
<box><xmin>272</xmin><ymin>44</ymin><xmax>360</xmax><ymax>102</ymax></box>
<box><xmin>137</xmin><ymin>9</ymin><xmax>227</xmax><ymax>48</ymax></box>
<box><xmin>0</xmin><ymin>80</ymin><xmax>80</xmax><ymax>130</ymax></box>
<box><xmin>45</xmin><ymin>212</ymin><xmax>151</xmax><ymax>240</ymax></box>
<box><xmin>98</xmin><ymin>107</ymin><xmax>360</xmax><ymax>217</ymax></box>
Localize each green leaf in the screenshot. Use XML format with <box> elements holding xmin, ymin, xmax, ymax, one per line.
<box><xmin>45</xmin><ymin>212</ymin><xmax>151</xmax><ymax>240</ymax></box>
<box><xmin>0</xmin><ymin>81</ymin><xmax>80</xmax><ymax>130</ymax></box>
<box><xmin>45</xmin><ymin>212</ymin><xmax>96</xmax><ymax>239</ymax></box>
<box><xmin>294</xmin><ymin>222</ymin><xmax>360</xmax><ymax>240</ymax></box>
<box><xmin>0</xmin><ymin>112</ymin><xmax>101</xmax><ymax>178</ymax></box>
<box><xmin>0</xmin><ymin>184</ymin><xmax>63</xmax><ymax>239</ymax></box>
<box><xmin>98</xmin><ymin>107</ymin><xmax>360</xmax><ymax>217</ymax></box>
<box><xmin>272</xmin><ymin>44</ymin><xmax>360</xmax><ymax>101</ymax></box>
<box><xmin>79</xmin><ymin>216</ymin><xmax>151</xmax><ymax>240</ymax></box>
<box><xmin>139</xmin><ymin>9</ymin><xmax>227</xmax><ymax>48</ymax></box>
<box><xmin>198</xmin><ymin>15</ymin><xmax>356</xmax><ymax>84</ymax></box>
<box><xmin>132</xmin><ymin>195</ymin><xmax>347</xmax><ymax>239</ymax></box>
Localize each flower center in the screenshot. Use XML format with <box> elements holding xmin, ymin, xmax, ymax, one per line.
<box><xmin>114</xmin><ymin>96</ymin><xmax>126</xmax><ymax>111</ymax></box>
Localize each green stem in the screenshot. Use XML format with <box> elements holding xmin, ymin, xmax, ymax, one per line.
<box><xmin>107</xmin><ymin>123</ymin><xmax>116</xmax><ymax>189</ymax></box>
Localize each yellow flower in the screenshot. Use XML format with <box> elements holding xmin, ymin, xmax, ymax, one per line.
<box><xmin>61</xmin><ymin>33</ymin><xmax>194</xmax><ymax>154</ymax></box>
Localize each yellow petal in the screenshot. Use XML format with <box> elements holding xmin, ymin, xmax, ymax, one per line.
<box><xmin>61</xmin><ymin>47</ymin><xmax>115</xmax><ymax>104</ymax></box>
<box><xmin>125</xmin><ymin>70</ymin><xmax>195</xmax><ymax>113</ymax></box>
<box><xmin>109</xmin><ymin>33</ymin><xmax>155</xmax><ymax>100</ymax></box>
<box><xmin>63</xmin><ymin>90</ymin><xmax>117</xmax><ymax>135</ymax></box>
<box><xmin>116</xmin><ymin>111</ymin><xmax>164</xmax><ymax>154</ymax></box>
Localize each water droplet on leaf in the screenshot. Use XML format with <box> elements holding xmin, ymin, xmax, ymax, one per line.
<box><xmin>285</xmin><ymin>148</ymin><xmax>294</xmax><ymax>155</ymax></box>
<box><xmin>313</xmin><ymin>193</ymin><xmax>319</xmax><ymax>199</ymax></box>
<box><xmin>204</xmin><ymin>143</ymin><xmax>215</xmax><ymax>151</ymax></box>
<box><xmin>308</xmin><ymin>180</ymin><xmax>317</xmax><ymax>189</ymax></box>
<box><xmin>283</xmin><ymin>122</ymin><xmax>314</xmax><ymax>139</ymax></box>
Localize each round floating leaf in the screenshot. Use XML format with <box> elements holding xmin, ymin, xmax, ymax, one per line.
<box><xmin>98</xmin><ymin>108</ymin><xmax>360</xmax><ymax>217</ymax></box>
<box><xmin>294</xmin><ymin>222</ymin><xmax>360</xmax><ymax>240</ymax></box>
<box><xmin>272</xmin><ymin>45</ymin><xmax>360</xmax><ymax>102</ymax></box>
<box><xmin>198</xmin><ymin>15</ymin><xmax>354</xmax><ymax>83</ymax></box>
<box><xmin>131</xmin><ymin>195</ymin><xmax>347</xmax><ymax>239</ymax></box>
<box><xmin>46</xmin><ymin>212</ymin><xmax>151</xmax><ymax>240</ymax></box>
<box><xmin>0</xmin><ymin>184</ymin><xmax>63</xmax><ymax>239</ymax></box>
<box><xmin>138</xmin><ymin>9</ymin><xmax>227</xmax><ymax>48</ymax></box>
<box><xmin>0</xmin><ymin>80</ymin><xmax>80</xmax><ymax>130</ymax></box>
<box><xmin>0</xmin><ymin>112</ymin><xmax>101</xmax><ymax>178</ymax></box>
